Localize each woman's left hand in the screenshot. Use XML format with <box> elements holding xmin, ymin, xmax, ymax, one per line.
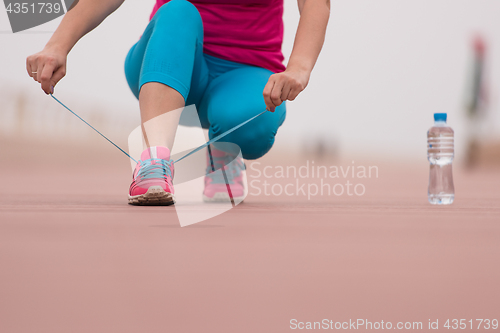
<box><xmin>263</xmin><ymin>67</ymin><xmax>310</xmax><ymax>112</ymax></box>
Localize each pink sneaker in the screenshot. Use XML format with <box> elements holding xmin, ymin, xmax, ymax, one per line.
<box><xmin>128</xmin><ymin>146</ymin><xmax>175</xmax><ymax>206</ymax></box>
<box><xmin>203</xmin><ymin>147</ymin><xmax>245</xmax><ymax>202</ymax></box>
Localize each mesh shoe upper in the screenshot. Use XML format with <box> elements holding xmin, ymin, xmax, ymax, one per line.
<box><xmin>129</xmin><ymin>146</ymin><xmax>174</xmax><ymax>196</ymax></box>
<box><xmin>204</xmin><ymin>147</ymin><xmax>245</xmax><ymax>198</ymax></box>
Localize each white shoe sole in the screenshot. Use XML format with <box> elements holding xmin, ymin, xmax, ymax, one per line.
<box><xmin>202</xmin><ymin>192</ymin><xmax>245</xmax><ymax>203</ymax></box>
<box><xmin>128</xmin><ymin>186</ymin><xmax>175</xmax><ymax>206</ymax></box>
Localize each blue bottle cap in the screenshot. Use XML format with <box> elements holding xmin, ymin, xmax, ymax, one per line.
<box><xmin>434</xmin><ymin>113</ymin><xmax>447</xmax><ymax>122</ymax></box>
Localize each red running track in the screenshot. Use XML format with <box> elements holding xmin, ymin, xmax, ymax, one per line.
<box><xmin>1</xmin><ymin>138</ymin><xmax>499</xmax><ymax>332</ymax></box>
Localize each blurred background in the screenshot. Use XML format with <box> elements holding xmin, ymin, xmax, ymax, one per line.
<box><xmin>1</xmin><ymin>0</ymin><xmax>500</xmax><ymax>166</ymax></box>
<box><xmin>2</xmin><ymin>5</ymin><xmax>500</xmax><ymax>332</ymax></box>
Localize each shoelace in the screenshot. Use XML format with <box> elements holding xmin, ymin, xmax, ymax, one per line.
<box><xmin>136</xmin><ymin>158</ymin><xmax>173</xmax><ymax>181</ymax></box>
<box><xmin>51</xmin><ymin>93</ymin><xmax>268</xmax><ymax>165</ymax></box>
<box><xmin>206</xmin><ymin>155</ymin><xmax>245</xmax><ymax>184</ymax></box>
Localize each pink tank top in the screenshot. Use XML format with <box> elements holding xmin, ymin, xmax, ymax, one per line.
<box><xmin>150</xmin><ymin>0</ymin><xmax>286</xmax><ymax>73</ymax></box>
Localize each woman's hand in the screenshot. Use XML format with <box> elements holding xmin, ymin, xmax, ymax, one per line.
<box><xmin>263</xmin><ymin>67</ymin><xmax>310</xmax><ymax>112</ymax></box>
<box><xmin>25</xmin><ymin>0</ymin><xmax>124</xmax><ymax>95</ymax></box>
<box><xmin>26</xmin><ymin>46</ymin><xmax>67</xmax><ymax>94</ymax></box>
<box><xmin>264</xmin><ymin>0</ymin><xmax>329</xmax><ymax>112</ymax></box>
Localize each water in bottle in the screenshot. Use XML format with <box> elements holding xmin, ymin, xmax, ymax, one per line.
<box><xmin>427</xmin><ymin>113</ymin><xmax>455</xmax><ymax>204</ymax></box>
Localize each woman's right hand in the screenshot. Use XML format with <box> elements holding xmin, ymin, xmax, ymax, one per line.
<box><xmin>26</xmin><ymin>46</ymin><xmax>67</xmax><ymax>94</ymax></box>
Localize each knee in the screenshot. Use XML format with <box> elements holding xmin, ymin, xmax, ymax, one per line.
<box><xmin>154</xmin><ymin>0</ymin><xmax>200</xmax><ymax>22</ymax></box>
<box><xmin>238</xmin><ymin>129</ymin><xmax>275</xmax><ymax>160</ymax></box>
<box><xmin>213</xmin><ymin>119</ymin><xmax>277</xmax><ymax>160</ymax></box>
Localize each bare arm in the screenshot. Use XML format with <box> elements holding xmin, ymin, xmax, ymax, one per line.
<box><xmin>27</xmin><ymin>0</ymin><xmax>124</xmax><ymax>93</ymax></box>
<box><xmin>288</xmin><ymin>0</ymin><xmax>330</xmax><ymax>74</ymax></box>
<box><xmin>263</xmin><ymin>0</ymin><xmax>330</xmax><ymax>111</ymax></box>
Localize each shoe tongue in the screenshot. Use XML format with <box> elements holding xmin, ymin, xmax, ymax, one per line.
<box><xmin>141</xmin><ymin>146</ymin><xmax>171</xmax><ymax>161</ymax></box>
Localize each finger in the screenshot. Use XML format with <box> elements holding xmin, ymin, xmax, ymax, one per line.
<box><xmin>40</xmin><ymin>62</ymin><xmax>56</xmax><ymax>94</ymax></box>
<box><xmin>36</xmin><ymin>62</ymin><xmax>44</xmax><ymax>84</ymax></box>
<box><xmin>288</xmin><ymin>87</ymin><xmax>303</xmax><ymax>101</ymax></box>
<box><xmin>26</xmin><ymin>57</ymin><xmax>33</xmax><ymax>78</ymax></box>
<box><xmin>263</xmin><ymin>77</ymin><xmax>276</xmax><ymax>111</ymax></box>
<box><xmin>280</xmin><ymin>82</ymin><xmax>292</xmax><ymax>102</ymax></box>
<box><xmin>32</xmin><ymin>66</ymin><xmax>39</xmax><ymax>81</ymax></box>
<box><xmin>28</xmin><ymin>57</ymin><xmax>38</xmax><ymax>80</ymax></box>
<box><xmin>50</xmin><ymin>66</ymin><xmax>66</xmax><ymax>93</ymax></box>
<box><xmin>270</xmin><ymin>79</ymin><xmax>284</xmax><ymax>108</ymax></box>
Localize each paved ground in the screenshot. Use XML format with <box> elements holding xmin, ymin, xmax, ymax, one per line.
<box><xmin>1</xmin><ymin>137</ymin><xmax>499</xmax><ymax>332</ymax></box>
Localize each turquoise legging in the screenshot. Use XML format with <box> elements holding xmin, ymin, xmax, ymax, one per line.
<box><xmin>124</xmin><ymin>0</ymin><xmax>286</xmax><ymax>160</ymax></box>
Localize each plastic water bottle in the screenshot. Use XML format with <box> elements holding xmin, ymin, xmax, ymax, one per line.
<box><xmin>427</xmin><ymin>113</ymin><xmax>455</xmax><ymax>204</ymax></box>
